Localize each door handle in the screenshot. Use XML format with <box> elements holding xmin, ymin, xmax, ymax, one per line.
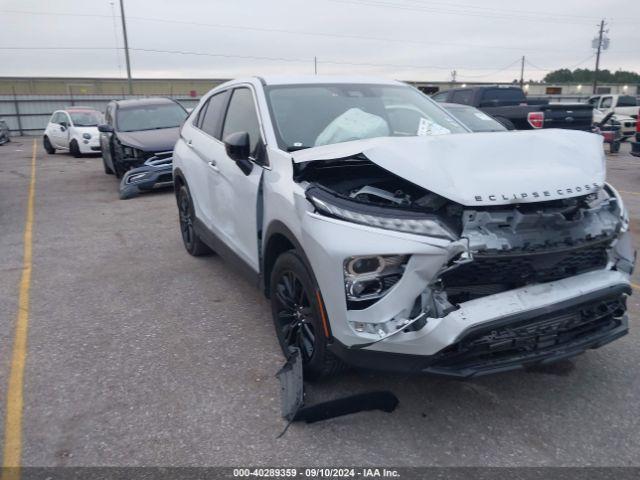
<box><xmin>208</xmin><ymin>161</ymin><xmax>219</xmax><ymax>172</ymax></box>
<box><xmin>186</xmin><ymin>139</ymin><xmax>194</xmax><ymax>148</ymax></box>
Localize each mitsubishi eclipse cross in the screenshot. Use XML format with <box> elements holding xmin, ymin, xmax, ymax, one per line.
<box><xmin>173</xmin><ymin>76</ymin><xmax>634</xmax><ymax>379</ymax></box>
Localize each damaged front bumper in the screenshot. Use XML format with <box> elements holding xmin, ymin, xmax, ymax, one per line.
<box><xmin>119</xmin><ymin>155</ymin><xmax>173</xmax><ymax>199</ymax></box>
<box><xmin>330</xmin><ymin>279</ymin><xmax>629</xmax><ymax>377</ymax></box>
<box><xmin>300</xmin><ymin>205</ymin><xmax>634</xmax><ymax>377</ymax></box>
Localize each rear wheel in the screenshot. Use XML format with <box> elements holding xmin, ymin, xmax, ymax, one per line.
<box><xmin>177</xmin><ymin>185</ymin><xmax>212</xmax><ymax>256</ymax></box>
<box><xmin>43</xmin><ymin>136</ymin><xmax>55</xmax><ymax>154</ymax></box>
<box><xmin>270</xmin><ymin>251</ymin><xmax>344</xmax><ymax>380</ymax></box>
<box><xmin>70</xmin><ymin>139</ymin><xmax>82</xmax><ymax>158</ymax></box>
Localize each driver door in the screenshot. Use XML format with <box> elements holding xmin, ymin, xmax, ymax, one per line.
<box><xmin>49</xmin><ymin>112</ymin><xmax>68</xmax><ymax>148</ymax></box>
<box><xmin>208</xmin><ymin>86</ymin><xmax>265</xmax><ymax>272</ymax></box>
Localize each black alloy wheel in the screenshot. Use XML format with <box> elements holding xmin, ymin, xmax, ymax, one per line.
<box><xmin>177</xmin><ymin>185</ymin><xmax>211</xmax><ymax>256</ymax></box>
<box><xmin>274</xmin><ymin>269</ymin><xmax>317</xmax><ymax>362</ymax></box>
<box><xmin>270</xmin><ymin>251</ymin><xmax>344</xmax><ymax>379</ymax></box>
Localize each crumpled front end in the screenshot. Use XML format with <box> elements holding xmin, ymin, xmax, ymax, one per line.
<box><xmin>119</xmin><ymin>154</ymin><xmax>173</xmax><ymax>199</ymax></box>
<box><xmin>294</xmin><ymin>139</ymin><xmax>634</xmax><ymax>376</ymax></box>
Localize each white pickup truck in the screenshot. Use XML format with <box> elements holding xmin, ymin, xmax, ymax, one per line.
<box><xmin>588</xmin><ymin>95</ymin><xmax>639</xmax><ymax>119</ymax></box>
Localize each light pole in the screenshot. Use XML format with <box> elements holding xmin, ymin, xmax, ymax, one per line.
<box><xmin>119</xmin><ymin>0</ymin><xmax>133</xmax><ymax>95</ymax></box>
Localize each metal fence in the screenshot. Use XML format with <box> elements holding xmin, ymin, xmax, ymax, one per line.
<box><xmin>0</xmin><ymin>94</ymin><xmax>202</xmax><ymax>136</ymax></box>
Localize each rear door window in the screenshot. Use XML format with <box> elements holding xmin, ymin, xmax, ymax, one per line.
<box><xmin>198</xmin><ymin>91</ymin><xmax>229</xmax><ymax>139</ymax></box>
<box><xmin>618</xmin><ymin>96</ymin><xmax>637</xmax><ymax>107</ymax></box>
<box><xmin>481</xmin><ymin>88</ymin><xmax>525</xmax><ymax>105</ymax></box>
<box><xmin>450</xmin><ymin>90</ymin><xmax>473</xmax><ymax>105</ymax></box>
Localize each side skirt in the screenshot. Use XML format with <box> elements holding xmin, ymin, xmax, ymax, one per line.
<box><xmin>193</xmin><ymin>218</ymin><xmax>261</xmax><ymax>288</ymax></box>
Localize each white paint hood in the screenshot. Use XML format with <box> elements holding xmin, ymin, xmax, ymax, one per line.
<box><xmin>292</xmin><ymin>129</ymin><xmax>606</xmax><ymax>206</ymax></box>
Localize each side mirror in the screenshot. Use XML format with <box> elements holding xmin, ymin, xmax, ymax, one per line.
<box><xmin>59</xmin><ymin>121</ymin><xmax>68</xmax><ymax>131</ymax></box>
<box><xmin>98</xmin><ymin>124</ymin><xmax>114</xmax><ymax>133</ymax></box>
<box><xmin>224</xmin><ymin>132</ymin><xmax>254</xmax><ymax>175</ymax></box>
<box><xmin>224</xmin><ymin>131</ymin><xmax>251</xmax><ymax>161</ymax></box>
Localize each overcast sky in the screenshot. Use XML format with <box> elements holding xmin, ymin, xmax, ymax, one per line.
<box><xmin>1</xmin><ymin>0</ymin><xmax>638</xmax><ymax>82</ymax></box>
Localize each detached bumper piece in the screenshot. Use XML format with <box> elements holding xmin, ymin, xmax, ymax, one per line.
<box><xmin>276</xmin><ymin>348</ymin><xmax>398</xmax><ymax>436</ymax></box>
<box><xmin>426</xmin><ymin>286</ymin><xmax>630</xmax><ymax>377</ymax></box>
<box><xmin>119</xmin><ymin>155</ymin><xmax>173</xmax><ymax>200</ymax></box>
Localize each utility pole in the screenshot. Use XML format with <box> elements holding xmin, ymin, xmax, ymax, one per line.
<box><xmin>314</xmin><ymin>56</ymin><xmax>317</xmax><ymax>75</ymax></box>
<box><xmin>592</xmin><ymin>19</ymin><xmax>606</xmax><ymax>95</ymax></box>
<box><xmin>119</xmin><ymin>0</ymin><xmax>133</xmax><ymax>95</ymax></box>
<box><xmin>450</xmin><ymin>69</ymin><xmax>457</xmax><ymax>85</ymax></box>
<box><xmin>519</xmin><ymin>56</ymin><xmax>525</xmax><ymax>88</ymax></box>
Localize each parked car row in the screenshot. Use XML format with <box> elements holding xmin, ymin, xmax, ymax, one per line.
<box><xmin>432</xmin><ymin>86</ymin><xmax>595</xmax><ymax>131</ymax></box>
<box><xmin>432</xmin><ymin>86</ymin><xmax>640</xmax><ymax>142</ymax></box>
<box><xmin>37</xmin><ymin>78</ymin><xmax>635</xmax><ymax>382</ymax></box>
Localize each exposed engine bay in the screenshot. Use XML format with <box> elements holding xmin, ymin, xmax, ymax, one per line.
<box><xmin>298</xmin><ymin>157</ymin><xmax>625</xmax><ymax>308</ymax></box>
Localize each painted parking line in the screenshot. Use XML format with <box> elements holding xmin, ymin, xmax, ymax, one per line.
<box><xmin>632</xmin><ymin>283</ymin><xmax>640</xmax><ymax>291</ymax></box>
<box><xmin>2</xmin><ymin>139</ymin><xmax>37</xmax><ymax>480</ymax></box>
<box><xmin>620</xmin><ymin>190</ymin><xmax>640</xmax><ymax>197</ymax></box>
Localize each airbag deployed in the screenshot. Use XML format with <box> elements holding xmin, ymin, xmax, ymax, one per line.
<box><xmin>315</xmin><ymin>108</ymin><xmax>389</xmax><ymax>146</ymax></box>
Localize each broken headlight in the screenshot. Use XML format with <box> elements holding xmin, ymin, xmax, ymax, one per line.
<box><xmin>121</xmin><ymin>145</ymin><xmax>141</xmax><ymax>159</ymax></box>
<box><xmin>306</xmin><ymin>187</ymin><xmax>456</xmax><ymax>240</ymax></box>
<box><xmin>344</xmin><ymin>255</ymin><xmax>408</xmax><ymax>308</ymax></box>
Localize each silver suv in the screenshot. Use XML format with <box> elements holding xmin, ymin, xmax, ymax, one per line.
<box><xmin>173</xmin><ymin>76</ymin><xmax>634</xmax><ymax>379</ymax></box>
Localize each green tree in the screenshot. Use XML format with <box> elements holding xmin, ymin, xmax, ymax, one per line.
<box><xmin>543</xmin><ymin>68</ymin><xmax>639</xmax><ymax>84</ymax></box>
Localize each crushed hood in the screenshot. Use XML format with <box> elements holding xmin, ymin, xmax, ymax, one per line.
<box><xmin>292</xmin><ymin>129</ymin><xmax>606</xmax><ymax>206</ymax></box>
<box><xmin>115</xmin><ymin>127</ymin><xmax>180</xmax><ymax>153</ymax></box>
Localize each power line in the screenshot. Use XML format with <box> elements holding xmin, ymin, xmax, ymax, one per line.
<box><xmin>456</xmin><ymin>59</ymin><xmax>522</xmax><ymax>79</ymax></box>
<box><xmin>525</xmin><ymin>54</ymin><xmax>596</xmax><ymax>72</ymax></box>
<box><xmin>388</xmin><ymin>0</ymin><xmax>611</xmax><ymax>22</ymax></box>
<box><xmin>2</xmin><ymin>9</ymin><xmax>638</xmax><ymax>54</ymax></box>
<box><xmin>0</xmin><ymin>46</ymin><xmax>524</xmax><ymax>74</ymax></box>
<box><xmin>324</xmin><ymin>0</ymin><xmax>620</xmax><ymax>26</ymax></box>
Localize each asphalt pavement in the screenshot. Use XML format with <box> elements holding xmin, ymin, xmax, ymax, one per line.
<box><xmin>1</xmin><ymin>137</ymin><xmax>640</xmax><ymax>467</ymax></box>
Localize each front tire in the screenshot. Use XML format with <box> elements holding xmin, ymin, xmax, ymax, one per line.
<box><xmin>43</xmin><ymin>136</ymin><xmax>55</xmax><ymax>154</ymax></box>
<box><xmin>270</xmin><ymin>251</ymin><xmax>344</xmax><ymax>380</ymax></box>
<box><xmin>177</xmin><ymin>185</ymin><xmax>212</xmax><ymax>256</ymax></box>
<box><xmin>103</xmin><ymin>157</ymin><xmax>114</xmax><ymax>175</ymax></box>
<box><xmin>70</xmin><ymin>139</ymin><xmax>82</xmax><ymax>158</ymax></box>
<box><xmin>610</xmin><ymin>141</ymin><xmax>621</xmax><ymax>153</ymax></box>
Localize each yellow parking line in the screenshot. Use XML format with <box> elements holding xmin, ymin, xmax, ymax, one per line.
<box><xmin>2</xmin><ymin>139</ymin><xmax>37</xmax><ymax>480</ymax></box>
<box><xmin>620</xmin><ymin>190</ymin><xmax>640</xmax><ymax>197</ymax></box>
<box><xmin>632</xmin><ymin>283</ymin><xmax>640</xmax><ymax>291</ymax></box>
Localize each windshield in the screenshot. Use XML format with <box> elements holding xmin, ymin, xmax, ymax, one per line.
<box><xmin>618</xmin><ymin>96</ymin><xmax>638</xmax><ymax>107</ymax></box>
<box><xmin>69</xmin><ymin>110</ymin><xmax>102</xmax><ymax>127</ymax></box>
<box><xmin>116</xmin><ymin>103</ymin><xmax>187</xmax><ymax>132</ymax></box>
<box><xmin>265</xmin><ymin>83</ymin><xmax>468</xmax><ymax>151</ymax></box>
<box><xmin>443</xmin><ymin>104</ymin><xmax>507</xmax><ymax>132</ymax></box>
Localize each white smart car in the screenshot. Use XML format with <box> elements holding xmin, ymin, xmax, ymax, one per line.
<box><xmin>43</xmin><ymin>107</ymin><xmax>103</xmax><ymax>156</ymax></box>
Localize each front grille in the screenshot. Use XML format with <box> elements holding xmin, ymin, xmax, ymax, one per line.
<box><xmin>429</xmin><ymin>293</ymin><xmax>627</xmax><ymax>375</ymax></box>
<box><xmin>441</xmin><ymin>240</ymin><xmax>609</xmax><ymax>303</ymax></box>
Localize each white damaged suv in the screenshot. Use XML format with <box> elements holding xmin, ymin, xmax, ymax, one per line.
<box><xmin>173</xmin><ymin>76</ymin><xmax>634</xmax><ymax>379</ymax></box>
